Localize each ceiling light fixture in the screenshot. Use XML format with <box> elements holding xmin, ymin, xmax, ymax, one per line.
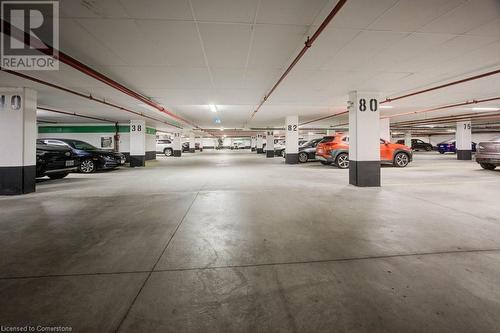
<box><xmin>472</xmin><ymin>107</ymin><xmax>498</xmax><ymax>111</ymax></box>
<box><xmin>209</xmin><ymin>104</ymin><xmax>218</xmax><ymax>113</ymax></box>
<box><xmin>220</xmin><ymin>127</ymin><xmax>224</xmax><ymax>131</ymax></box>
<box><xmin>380</xmin><ymin>105</ymin><xmax>393</xmax><ymax>109</ymax></box>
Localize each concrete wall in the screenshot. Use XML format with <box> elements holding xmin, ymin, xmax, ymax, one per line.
<box><xmin>401</xmin><ymin>133</ymin><xmax>499</xmax><ymax>146</ymax></box>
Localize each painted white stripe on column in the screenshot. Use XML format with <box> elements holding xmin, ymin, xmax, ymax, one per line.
<box><xmin>349</xmin><ymin>91</ymin><xmax>380</xmax><ymax>162</ymax></box>
<box><xmin>130</xmin><ymin>120</ymin><xmax>146</xmax><ymax>156</ymax></box>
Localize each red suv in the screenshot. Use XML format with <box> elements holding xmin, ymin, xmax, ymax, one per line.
<box><xmin>315</xmin><ymin>134</ymin><xmax>412</xmax><ymax>168</ymax></box>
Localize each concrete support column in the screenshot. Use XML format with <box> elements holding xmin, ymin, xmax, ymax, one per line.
<box><xmin>380</xmin><ymin>118</ymin><xmax>390</xmax><ymax>142</ymax></box>
<box><xmin>199</xmin><ymin>137</ymin><xmax>204</xmax><ymax>152</ymax></box>
<box><xmin>266</xmin><ymin>130</ymin><xmax>274</xmax><ymax>158</ymax></box>
<box><xmin>348</xmin><ymin>91</ymin><xmax>380</xmax><ymax>187</ymax></box>
<box><xmin>285</xmin><ymin>115</ymin><xmax>299</xmax><ymax>164</ymax></box>
<box><xmin>256</xmin><ymin>134</ymin><xmax>264</xmax><ymax>154</ymax></box>
<box><xmin>456</xmin><ymin>121</ymin><xmax>472</xmax><ymax>160</ymax></box>
<box><xmin>130</xmin><ymin>120</ymin><xmax>146</xmax><ymax>167</ymax></box>
<box><xmin>326</xmin><ymin>129</ymin><xmax>335</xmax><ymax>136</ymax></box>
<box><xmin>251</xmin><ymin>136</ymin><xmax>256</xmax><ymax>151</ymax></box>
<box><xmin>0</xmin><ymin>88</ymin><xmax>37</xmax><ymax>195</ymax></box>
<box><xmin>189</xmin><ymin>133</ymin><xmax>195</xmax><ymax>153</ymax></box>
<box><xmin>404</xmin><ymin>132</ymin><xmax>412</xmax><ymax>147</ymax></box>
<box><xmin>173</xmin><ymin>131</ymin><xmax>182</xmax><ymax>157</ymax></box>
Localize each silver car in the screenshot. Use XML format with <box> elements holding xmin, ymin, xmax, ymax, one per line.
<box><xmin>476</xmin><ymin>136</ymin><xmax>500</xmax><ymax>170</ymax></box>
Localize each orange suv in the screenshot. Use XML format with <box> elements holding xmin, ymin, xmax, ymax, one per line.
<box><xmin>315</xmin><ymin>134</ymin><xmax>412</xmax><ymax>168</ymax></box>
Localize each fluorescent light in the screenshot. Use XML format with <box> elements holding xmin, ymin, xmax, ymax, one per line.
<box><xmin>380</xmin><ymin>105</ymin><xmax>393</xmax><ymax>109</ymax></box>
<box><xmin>472</xmin><ymin>107</ymin><xmax>498</xmax><ymax>111</ymax></box>
<box><xmin>220</xmin><ymin>127</ymin><xmax>224</xmax><ymax>131</ymax></box>
<box><xmin>209</xmin><ymin>104</ymin><xmax>218</xmax><ymax>113</ymax></box>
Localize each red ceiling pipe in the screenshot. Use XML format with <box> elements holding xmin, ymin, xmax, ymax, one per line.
<box><xmin>383</xmin><ymin>96</ymin><xmax>500</xmax><ymax>119</ymax></box>
<box><xmin>394</xmin><ymin>110</ymin><xmax>500</xmax><ymax>126</ymax></box>
<box><xmin>381</xmin><ymin>69</ymin><xmax>500</xmax><ymax>104</ymax></box>
<box><xmin>0</xmin><ymin>18</ymin><xmax>199</xmax><ymax>129</ymax></box>
<box><xmin>299</xmin><ymin>110</ymin><xmax>348</xmax><ymax>126</ymax></box>
<box><xmin>246</xmin><ymin>0</ymin><xmax>348</xmax><ymax>123</ymax></box>
<box><xmin>4</xmin><ymin>70</ymin><xmax>183</xmax><ymax>129</ymax></box>
<box><xmin>394</xmin><ymin>112</ymin><xmax>500</xmax><ymax>127</ymax></box>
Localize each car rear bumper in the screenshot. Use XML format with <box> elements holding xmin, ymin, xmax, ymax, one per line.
<box><xmin>41</xmin><ymin>166</ymin><xmax>78</xmax><ymax>177</ymax></box>
<box><xmin>476</xmin><ymin>153</ymin><xmax>500</xmax><ymax>165</ymax></box>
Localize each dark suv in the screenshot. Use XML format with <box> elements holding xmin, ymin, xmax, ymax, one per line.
<box><xmin>38</xmin><ymin>139</ymin><xmax>125</xmax><ymax>173</ymax></box>
<box><xmin>397</xmin><ymin>139</ymin><xmax>433</xmax><ymax>151</ymax></box>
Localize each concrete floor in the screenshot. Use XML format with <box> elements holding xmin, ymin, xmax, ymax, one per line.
<box><xmin>1</xmin><ymin>150</ymin><xmax>500</xmax><ymax>332</ymax></box>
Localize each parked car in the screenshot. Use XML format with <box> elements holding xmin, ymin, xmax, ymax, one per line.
<box><xmin>37</xmin><ymin>139</ymin><xmax>125</xmax><ymax>173</ymax></box>
<box><xmin>437</xmin><ymin>140</ymin><xmax>476</xmax><ymax>154</ymax></box>
<box><xmin>156</xmin><ymin>139</ymin><xmax>173</xmax><ymax>156</ymax></box>
<box><xmin>476</xmin><ymin>136</ymin><xmax>500</xmax><ymax>170</ymax></box>
<box><xmin>182</xmin><ymin>142</ymin><xmax>200</xmax><ymax>152</ymax></box>
<box><xmin>315</xmin><ymin>134</ymin><xmax>412</xmax><ymax>168</ymax></box>
<box><xmin>396</xmin><ymin>139</ymin><xmax>433</xmax><ymax>151</ymax></box>
<box><xmin>284</xmin><ymin>138</ymin><xmax>323</xmax><ymax>163</ymax></box>
<box><xmin>36</xmin><ymin>142</ymin><xmax>79</xmax><ymax>179</ymax></box>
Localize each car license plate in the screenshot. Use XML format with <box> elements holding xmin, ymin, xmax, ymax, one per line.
<box><xmin>65</xmin><ymin>160</ymin><xmax>74</xmax><ymax>167</ymax></box>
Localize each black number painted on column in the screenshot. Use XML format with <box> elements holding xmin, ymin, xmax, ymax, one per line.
<box><xmin>359</xmin><ymin>99</ymin><xmax>366</xmax><ymax>111</ymax></box>
<box><xmin>369</xmin><ymin>99</ymin><xmax>378</xmax><ymax>112</ymax></box>
<box><xmin>287</xmin><ymin>125</ymin><xmax>297</xmax><ymax>131</ymax></box>
<box><xmin>11</xmin><ymin>95</ymin><xmax>21</xmax><ymax>110</ymax></box>
<box><xmin>464</xmin><ymin>123</ymin><xmax>471</xmax><ymax>130</ymax></box>
<box><xmin>131</xmin><ymin>125</ymin><xmax>143</xmax><ymax>132</ymax></box>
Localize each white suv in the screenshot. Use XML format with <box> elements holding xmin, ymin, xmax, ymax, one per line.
<box><xmin>156</xmin><ymin>139</ymin><xmax>173</xmax><ymax>156</ymax></box>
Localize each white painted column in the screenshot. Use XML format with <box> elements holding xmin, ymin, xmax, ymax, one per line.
<box><xmin>285</xmin><ymin>115</ymin><xmax>299</xmax><ymax>164</ymax></box>
<box><xmin>0</xmin><ymin>88</ymin><xmax>37</xmax><ymax>195</ymax></box>
<box><xmin>380</xmin><ymin>118</ymin><xmax>391</xmax><ymax>142</ymax></box>
<box><xmin>189</xmin><ymin>132</ymin><xmax>196</xmax><ymax>153</ymax></box>
<box><xmin>198</xmin><ymin>136</ymin><xmax>204</xmax><ymax>152</ymax></box>
<box><xmin>251</xmin><ymin>136</ymin><xmax>256</xmax><ymax>151</ymax></box>
<box><xmin>326</xmin><ymin>129</ymin><xmax>335</xmax><ymax>136</ymax></box>
<box><xmin>348</xmin><ymin>91</ymin><xmax>380</xmax><ymax>187</ymax></box>
<box><xmin>256</xmin><ymin>134</ymin><xmax>264</xmax><ymax>154</ymax></box>
<box><xmin>456</xmin><ymin>120</ymin><xmax>472</xmax><ymax>160</ymax></box>
<box><xmin>130</xmin><ymin>120</ymin><xmax>146</xmax><ymax>167</ymax></box>
<box><xmin>266</xmin><ymin>130</ymin><xmax>275</xmax><ymax>158</ymax></box>
<box><xmin>173</xmin><ymin>131</ymin><xmax>182</xmax><ymax>157</ymax></box>
<box><xmin>404</xmin><ymin>132</ymin><xmax>412</xmax><ymax>148</ymax></box>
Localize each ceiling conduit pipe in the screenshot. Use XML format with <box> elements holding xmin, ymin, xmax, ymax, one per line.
<box><xmin>4</xmin><ymin>71</ymin><xmax>183</xmax><ymax>129</ymax></box>
<box><xmin>245</xmin><ymin>0</ymin><xmax>348</xmax><ymax>124</ymax></box>
<box><xmin>0</xmin><ymin>18</ymin><xmax>200</xmax><ymax>130</ymax></box>
<box><xmin>37</xmin><ymin>106</ymin><xmax>117</xmax><ymax>123</ymax></box>
<box><xmin>394</xmin><ymin>110</ymin><xmax>500</xmax><ymax>126</ymax></box>
<box><xmin>381</xmin><ymin>69</ymin><xmax>500</xmax><ymax>104</ymax></box>
<box><xmin>383</xmin><ymin>96</ymin><xmax>500</xmax><ymax>119</ymax></box>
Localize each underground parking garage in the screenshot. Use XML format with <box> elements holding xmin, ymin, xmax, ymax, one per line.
<box><xmin>1</xmin><ymin>0</ymin><xmax>500</xmax><ymax>332</ymax></box>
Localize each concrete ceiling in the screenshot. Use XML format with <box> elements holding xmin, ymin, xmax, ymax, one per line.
<box><xmin>1</xmin><ymin>0</ymin><xmax>500</xmax><ymax>133</ymax></box>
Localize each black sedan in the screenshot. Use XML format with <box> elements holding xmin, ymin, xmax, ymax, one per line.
<box><xmin>297</xmin><ymin>138</ymin><xmax>323</xmax><ymax>163</ymax></box>
<box><xmin>37</xmin><ymin>139</ymin><xmax>125</xmax><ymax>173</ymax></box>
<box><xmin>396</xmin><ymin>139</ymin><xmax>433</xmax><ymax>151</ymax></box>
<box><xmin>36</xmin><ymin>142</ymin><xmax>79</xmax><ymax>179</ymax></box>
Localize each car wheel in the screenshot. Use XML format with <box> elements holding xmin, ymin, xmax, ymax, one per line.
<box><xmin>425</xmin><ymin>146</ymin><xmax>432</xmax><ymax>151</ymax></box>
<box><xmin>439</xmin><ymin>151</ymin><xmax>445</xmax><ymax>154</ymax></box>
<box><xmin>164</xmin><ymin>148</ymin><xmax>173</xmax><ymax>157</ymax></box>
<box><xmin>393</xmin><ymin>152</ymin><xmax>409</xmax><ymax>167</ymax></box>
<box><xmin>335</xmin><ymin>153</ymin><xmax>350</xmax><ymax>169</ymax></box>
<box><xmin>320</xmin><ymin>161</ymin><xmax>332</xmax><ymax>165</ymax></box>
<box><xmin>48</xmin><ymin>172</ymin><xmax>69</xmax><ymax>180</ymax></box>
<box><xmin>79</xmin><ymin>159</ymin><xmax>96</xmax><ymax>173</ymax></box>
<box><xmin>298</xmin><ymin>152</ymin><xmax>308</xmax><ymax>163</ymax></box>
<box><xmin>480</xmin><ymin>163</ymin><xmax>497</xmax><ymax>170</ymax></box>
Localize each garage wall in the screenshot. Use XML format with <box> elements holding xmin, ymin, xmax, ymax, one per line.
<box><xmin>406</xmin><ymin>133</ymin><xmax>499</xmax><ymax>146</ymax></box>
<box><xmin>38</xmin><ymin>124</ymin><xmax>157</xmax><ymax>160</ymax></box>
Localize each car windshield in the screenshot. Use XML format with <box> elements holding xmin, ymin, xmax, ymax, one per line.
<box><xmin>319</xmin><ymin>136</ymin><xmax>334</xmax><ymax>143</ymax></box>
<box><xmin>66</xmin><ymin>140</ymin><xmax>98</xmax><ymax>150</ymax></box>
<box><xmin>442</xmin><ymin>140</ymin><xmax>455</xmax><ymax>144</ymax></box>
